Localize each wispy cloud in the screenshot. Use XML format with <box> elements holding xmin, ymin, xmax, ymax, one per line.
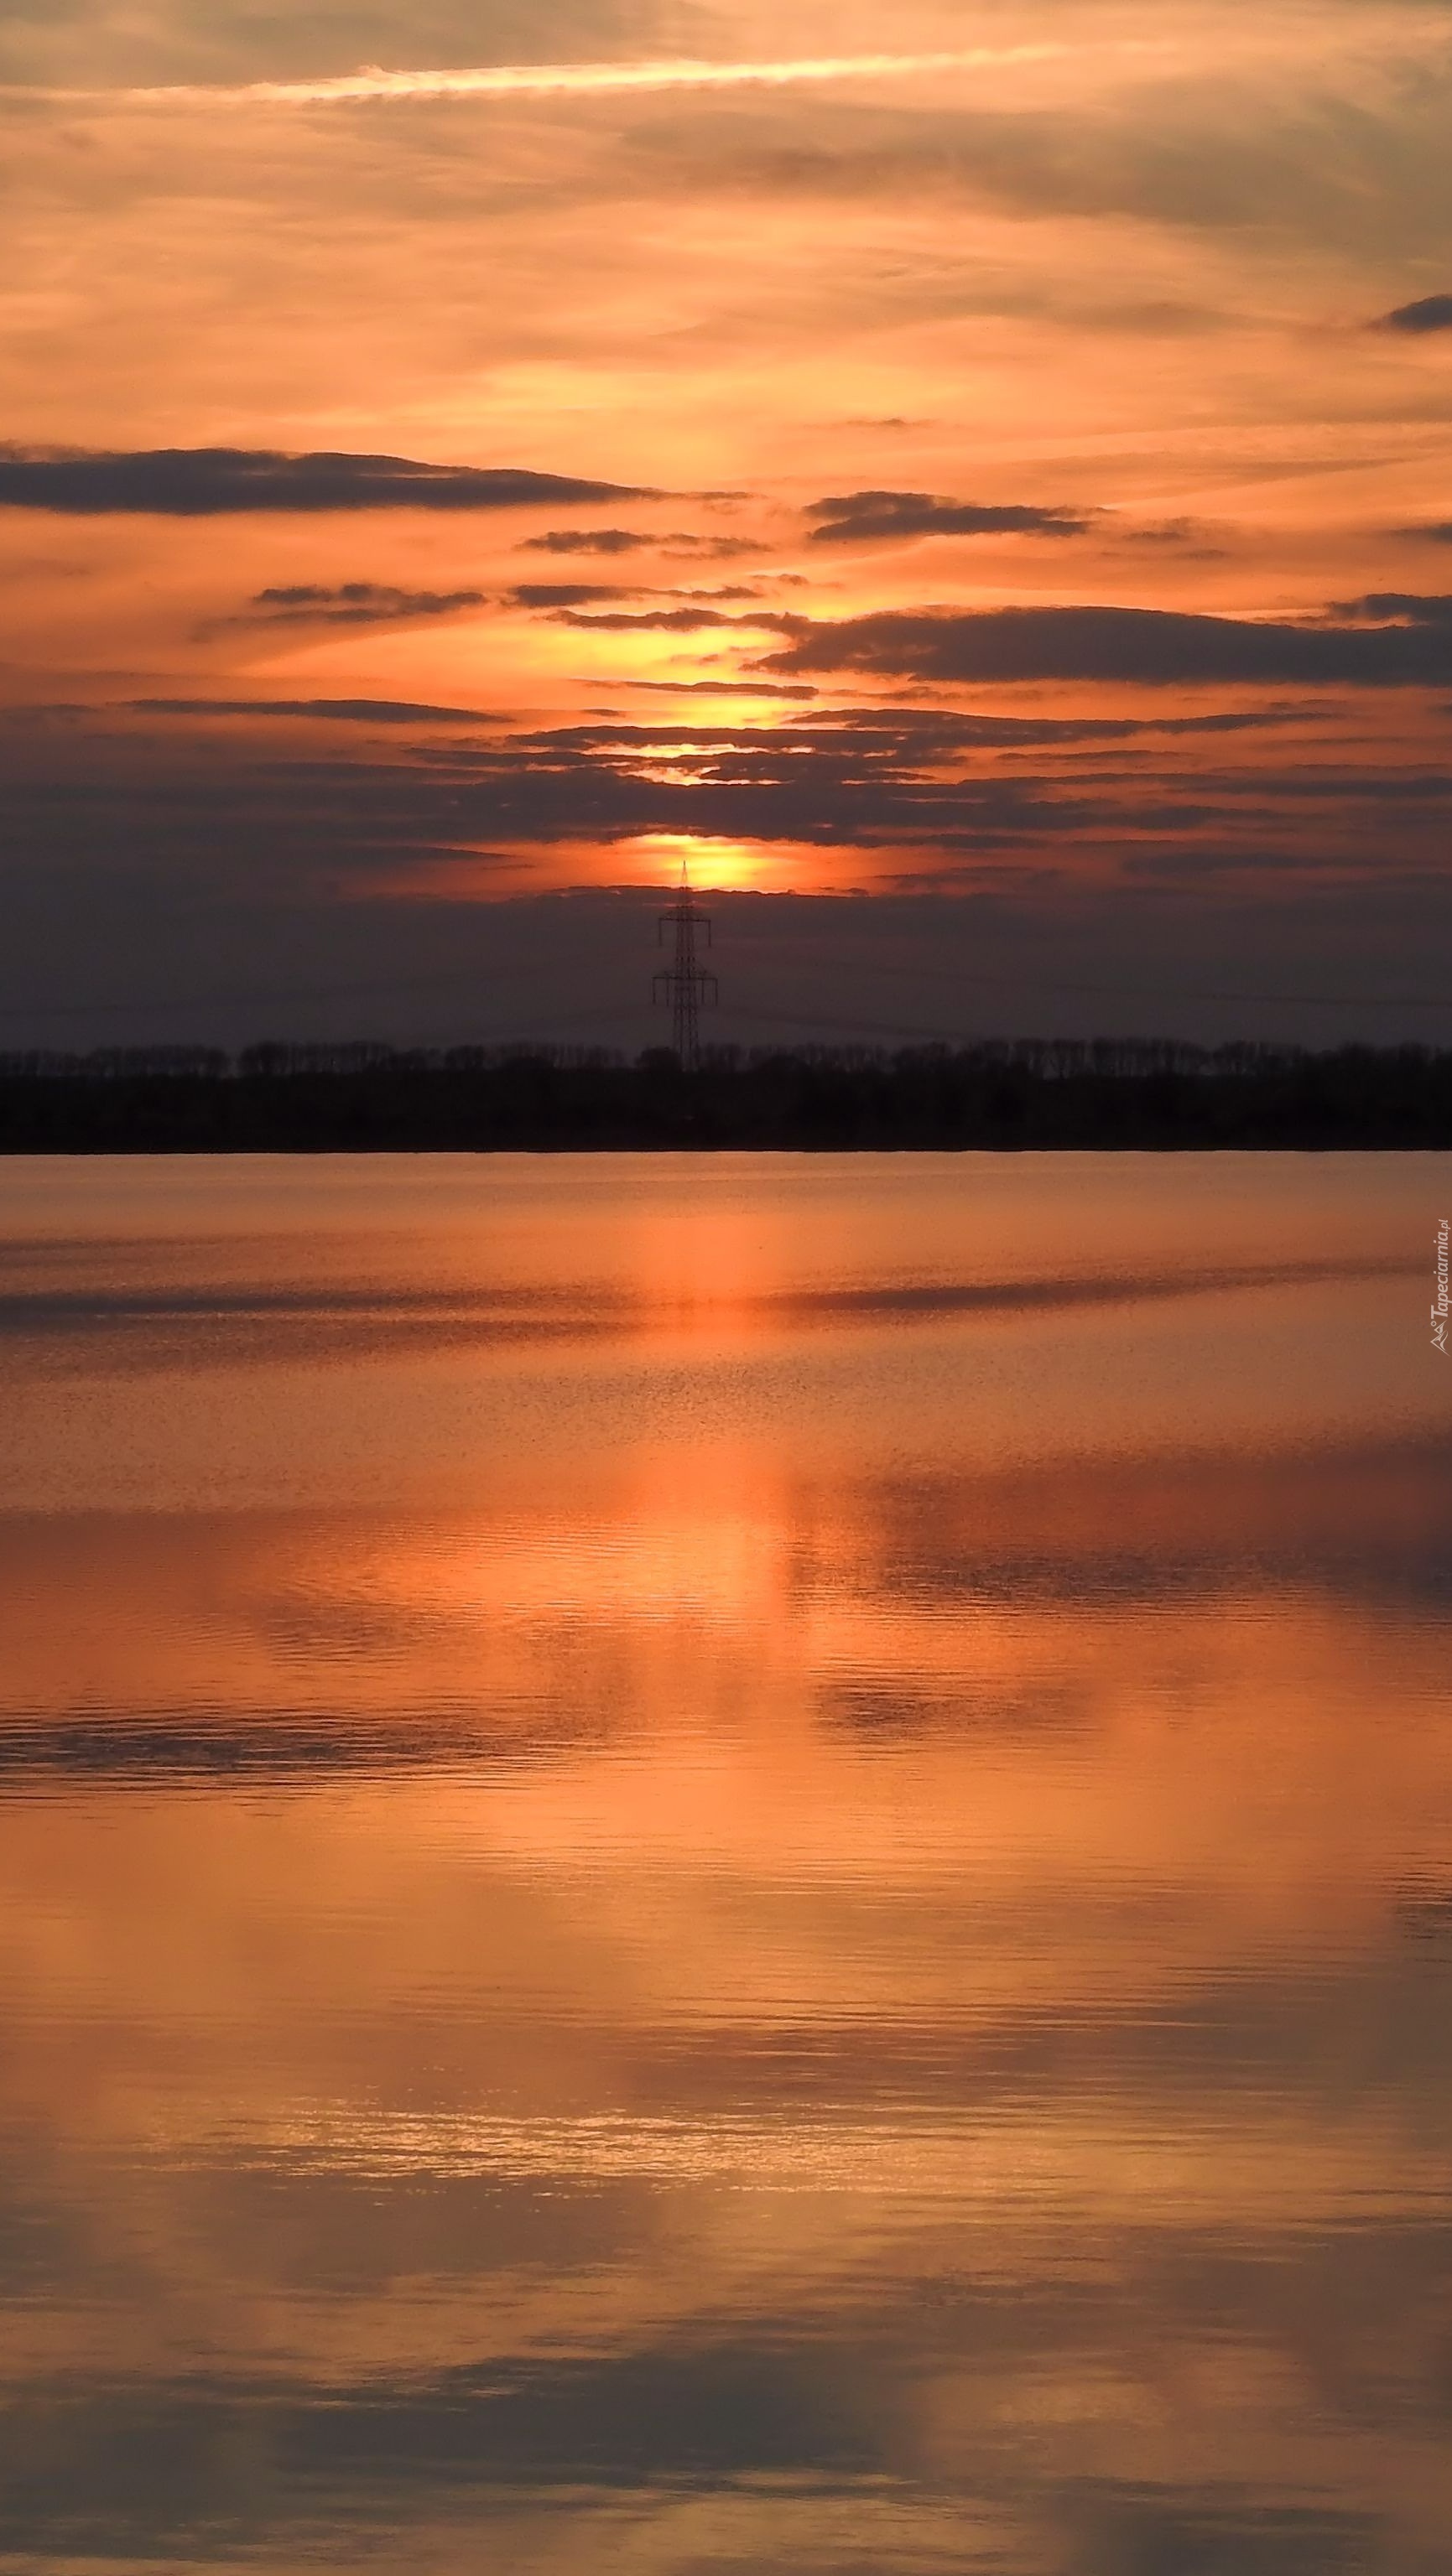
<box><xmin>13</xmin><ymin>46</ymin><xmax>1078</xmax><ymax>108</ymax></box>
<box><xmin>554</xmin><ymin>605</ymin><xmax>800</xmax><ymax>632</ymax></box>
<box><xmin>804</xmin><ymin>491</ymin><xmax>1092</xmax><ymax>546</ymax></box>
<box><xmin>520</xmin><ymin>528</ymin><xmax>658</xmax><ymax>558</ymax></box>
<box><xmin>520</xmin><ymin>529</ymin><xmax>763</xmax><ymax>560</ymax></box>
<box><xmin>237</xmin><ymin>583</ymin><xmax>487</xmax><ymax>626</ymax></box>
<box><xmin>615</xmin><ymin>680</ymin><xmax>819</xmax><ymax>699</ymax></box>
<box><xmin>507</xmin><ymin>582</ymin><xmax>760</xmax><ymax>609</ymax></box>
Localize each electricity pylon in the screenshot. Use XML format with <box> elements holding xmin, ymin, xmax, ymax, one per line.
<box><xmin>653</xmin><ymin>860</ymin><xmax>717</xmax><ymax>1067</ymax></box>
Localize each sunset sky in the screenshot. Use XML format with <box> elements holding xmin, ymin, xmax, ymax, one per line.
<box><xmin>4</xmin><ymin>0</ymin><xmax>1452</xmax><ymax>1047</ymax></box>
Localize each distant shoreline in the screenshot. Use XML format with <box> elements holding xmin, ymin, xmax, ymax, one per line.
<box><xmin>2</xmin><ymin>1042</ymin><xmax>1449</xmax><ymax>1151</ymax></box>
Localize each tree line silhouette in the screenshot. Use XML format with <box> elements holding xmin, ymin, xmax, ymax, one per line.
<box><xmin>0</xmin><ymin>1038</ymin><xmax>1448</xmax><ymax>1149</ymax></box>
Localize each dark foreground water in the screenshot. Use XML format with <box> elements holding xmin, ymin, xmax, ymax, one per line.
<box><xmin>1</xmin><ymin>1153</ymin><xmax>1449</xmax><ymax>2576</ymax></box>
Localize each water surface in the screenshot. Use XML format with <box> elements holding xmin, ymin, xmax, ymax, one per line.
<box><xmin>1</xmin><ymin>1153</ymin><xmax>1449</xmax><ymax>2576</ymax></box>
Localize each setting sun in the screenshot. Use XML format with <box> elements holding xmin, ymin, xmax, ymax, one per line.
<box><xmin>634</xmin><ymin>833</ymin><xmax>775</xmax><ymax>891</ymax></box>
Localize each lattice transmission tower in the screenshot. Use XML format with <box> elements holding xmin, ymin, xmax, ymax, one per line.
<box><xmin>653</xmin><ymin>860</ymin><xmax>717</xmax><ymax>1067</ymax></box>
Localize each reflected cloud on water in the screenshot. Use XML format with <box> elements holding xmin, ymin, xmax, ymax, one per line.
<box><xmin>0</xmin><ymin>1156</ymin><xmax>1448</xmax><ymax>2574</ymax></box>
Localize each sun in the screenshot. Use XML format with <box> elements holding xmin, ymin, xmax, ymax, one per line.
<box><xmin>636</xmin><ymin>834</ymin><xmax>771</xmax><ymax>891</ymax></box>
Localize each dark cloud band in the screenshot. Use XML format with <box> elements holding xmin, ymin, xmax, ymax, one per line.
<box><xmin>762</xmin><ymin>603</ymin><xmax>1452</xmax><ymax>686</ymax></box>
<box><xmin>131</xmin><ymin>699</ymin><xmax>497</xmax><ymax>724</ymax></box>
<box><xmin>1375</xmin><ymin>293</ymin><xmax>1452</xmax><ymax>335</ymax></box>
<box><xmin>0</xmin><ymin>447</ymin><xmax>659</xmax><ymax>517</ymax></box>
<box><xmin>805</xmin><ymin>490</ymin><xmax>1091</xmax><ymax>544</ymax></box>
<box><xmin>239</xmin><ymin>583</ymin><xmax>487</xmax><ymax>626</ymax></box>
<box><xmin>554</xmin><ymin>606</ymin><xmax>798</xmax><ymax>632</ymax></box>
<box><xmin>21</xmin><ymin>703</ymin><xmax>1365</xmax><ymax>865</ymax></box>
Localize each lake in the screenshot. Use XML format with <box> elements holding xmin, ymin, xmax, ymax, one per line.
<box><xmin>1</xmin><ymin>1151</ymin><xmax>1449</xmax><ymax>2576</ymax></box>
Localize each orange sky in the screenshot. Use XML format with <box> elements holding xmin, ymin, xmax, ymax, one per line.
<box><xmin>3</xmin><ymin>0</ymin><xmax>1452</xmax><ymax>1043</ymax></box>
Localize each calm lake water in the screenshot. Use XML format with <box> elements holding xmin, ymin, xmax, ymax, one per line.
<box><xmin>1</xmin><ymin>1152</ymin><xmax>1449</xmax><ymax>2576</ymax></box>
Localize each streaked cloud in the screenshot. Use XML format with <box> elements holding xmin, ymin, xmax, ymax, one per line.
<box><xmin>505</xmin><ymin>582</ymin><xmax>632</xmax><ymax>610</ymax></box>
<box><xmin>508</xmin><ymin>581</ymin><xmax>761</xmax><ymax>609</ymax></box>
<box><xmin>1373</xmin><ymin>292</ymin><xmax>1452</xmax><ymax>335</ymax></box>
<box><xmin>132</xmin><ymin>698</ymin><xmax>497</xmax><ymax>723</ymax></box>
<box><xmin>520</xmin><ymin>528</ymin><xmax>658</xmax><ymax>557</ymax></box>
<box><xmin>762</xmin><ymin>605</ymin><xmax>1452</xmax><ymax>688</ymax></box>
<box><xmin>615</xmin><ymin>679</ymin><xmax>819</xmax><ymax>699</ymax></box>
<box><xmin>0</xmin><ymin>703</ymin><xmax>1353</xmax><ymax>886</ymax></box>
<box><xmin>554</xmin><ymin>605</ymin><xmax>799</xmax><ymax>631</ymax></box>
<box><xmin>237</xmin><ymin>582</ymin><xmax>487</xmax><ymax>626</ymax></box>
<box><xmin>0</xmin><ymin>449</ymin><xmax>658</xmax><ymax>516</ymax></box>
<box><xmin>1330</xmin><ymin>593</ymin><xmax>1452</xmax><ymax>628</ymax></box>
<box><xmin>804</xmin><ymin>490</ymin><xmax>1092</xmax><ymax>545</ymax></box>
<box><xmin>26</xmin><ymin>48</ymin><xmax>1076</xmax><ymax>108</ymax></box>
<box><xmin>520</xmin><ymin>529</ymin><xmax>764</xmax><ymax>559</ymax></box>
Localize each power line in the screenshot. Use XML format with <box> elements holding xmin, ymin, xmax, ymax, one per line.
<box><xmin>730</xmin><ymin>941</ymin><xmax>1452</xmax><ymax>1016</ymax></box>
<box><xmin>3</xmin><ymin>979</ymin><xmax>633</xmax><ymax>1039</ymax></box>
<box><xmin>3</xmin><ymin>944</ymin><xmax>1447</xmax><ymax>1033</ymax></box>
